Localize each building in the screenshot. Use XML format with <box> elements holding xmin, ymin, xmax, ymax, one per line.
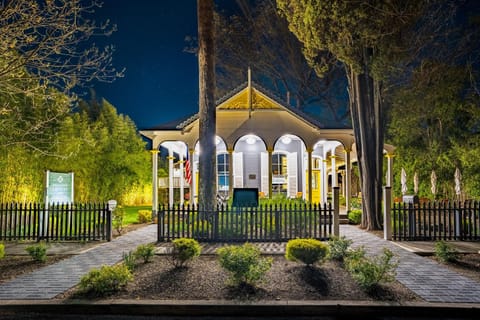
<box><xmin>140</xmin><ymin>75</ymin><xmax>394</xmax><ymax>215</ymax></box>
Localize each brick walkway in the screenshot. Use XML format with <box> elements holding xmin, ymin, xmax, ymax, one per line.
<box><xmin>341</xmin><ymin>225</ymin><xmax>480</xmax><ymax>303</ymax></box>
<box><xmin>0</xmin><ymin>223</ymin><xmax>479</xmax><ymax>303</ymax></box>
<box><xmin>0</xmin><ymin>224</ymin><xmax>157</xmax><ymax>300</ymax></box>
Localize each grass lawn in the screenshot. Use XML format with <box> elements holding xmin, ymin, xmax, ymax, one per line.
<box><xmin>123</xmin><ymin>205</ymin><xmax>152</xmax><ymax>225</ymax></box>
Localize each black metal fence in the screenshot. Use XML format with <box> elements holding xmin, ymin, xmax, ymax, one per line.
<box><xmin>158</xmin><ymin>203</ymin><xmax>334</xmax><ymax>242</ymax></box>
<box><xmin>392</xmin><ymin>200</ymin><xmax>479</xmax><ymax>241</ymax></box>
<box><xmin>0</xmin><ymin>202</ymin><xmax>112</xmax><ymax>242</ymax></box>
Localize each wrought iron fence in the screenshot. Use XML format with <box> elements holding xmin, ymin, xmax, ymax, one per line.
<box><xmin>0</xmin><ymin>202</ymin><xmax>112</xmax><ymax>242</ymax></box>
<box><xmin>158</xmin><ymin>203</ymin><xmax>334</xmax><ymax>242</ymax></box>
<box><xmin>392</xmin><ymin>200</ymin><xmax>479</xmax><ymax>241</ymax></box>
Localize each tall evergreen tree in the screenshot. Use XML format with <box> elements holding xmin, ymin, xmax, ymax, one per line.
<box><xmin>277</xmin><ymin>0</ymin><xmax>428</xmax><ymax>230</ymax></box>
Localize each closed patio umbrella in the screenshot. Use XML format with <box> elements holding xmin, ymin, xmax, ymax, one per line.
<box><xmin>413</xmin><ymin>172</ymin><xmax>419</xmax><ymax>195</ymax></box>
<box><xmin>454</xmin><ymin>167</ymin><xmax>462</xmax><ymax>198</ymax></box>
<box><xmin>401</xmin><ymin>168</ymin><xmax>407</xmax><ymax>195</ymax></box>
<box><xmin>431</xmin><ymin>170</ymin><xmax>437</xmax><ymax>199</ymax></box>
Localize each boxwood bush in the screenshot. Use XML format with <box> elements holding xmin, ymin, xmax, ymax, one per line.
<box><xmin>135</xmin><ymin>243</ymin><xmax>156</xmax><ymax>263</ymax></box>
<box><xmin>285</xmin><ymin>238</ymin><xmax>329</xmax><ymax>266</ymax></box>
<box><xmin>217</xmin><ymin>243</ymin><xmax>272</xmax><ymax>286</ymax></box>
<box><xmin>79</xmin><ymin>264</ymin><xmax>133</xmax><ymax>296</ymax></box>
<box><xmin>137</xmin><ymin>210</ymin><xmax>152</xmax><ymax>223</ymax></box>
<box><xmin>170</xmin><ymin>238</ymin><xmax>201</xmax><ymax>267</ymax></box>
<box><xmin>348</xmin><ymin>209</ymin><xmax>362</xmax><ymax>225</ymax></box>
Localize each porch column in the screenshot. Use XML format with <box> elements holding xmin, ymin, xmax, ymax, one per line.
<box><xmin>179</xmin><ymin>153</ymin><xmax>185</xmax><ymax>205</ymax></box>
<box><xmin>189</xmin><ymin>149</ymin><xmax>196</xmax><ymax>205</ymax></box>
<box><xmin>151</xmin><ymin>149</ymin><xmax>159</xmax><ymax>217</ymax></box>
<box><xmin>168</xmin><ymin>150</ymin><xmax>174</xmax><ymax>207</ymax></box>
<box><xmin>386</xmin><ymin>153</ymin><xmax>394</xmax><ymax>187</ymax></box>
<box><xmin>307</xmin><ymin>148</ymin><xmax>313</xmax><ymax>203</ymax></box>
<box><xmin>340</xmin><ymin>170</ymin><xmax>346</xmax><ymax>197</ymax></box>
<box><xmin>345</xmin><ymin>148</ymin><xmax>352</xmax><ymax>211</ymax></box>
<box><xmin>228</xmin><ymin>149</ymin><xmax>234</xmax><ymax>197</ymax></box>
<box><xmin>330</xmin><ymin>154</ymin><xmax>338</xmax><ymax>187</ymax></box>
<box><xmin>322</xmin><ymin>158</ymin><xmax>328</xmax><ymax>204</ymax></box>
<box><xmin>268</xmin><ymin>148</ymin><xmax>273</xmax><ymax>199</ymax></box>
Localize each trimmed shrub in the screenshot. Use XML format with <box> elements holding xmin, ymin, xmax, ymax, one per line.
<box><xmin>79</xmin><ymin>264</ymin><xmax>133</xmax><ymax>296</ymax></box>
<box><xmin>170</xmin><ymin>238</ymin><xmax>201</xmax><ymax>267</ymax></box>
<box><xmin>137</xmin><ymin>210</ymin><xmax>152</xmax><ymax>223</ymax></box>
<box><xmin>135</xmin><ymin>243</ymin><xmax>156</xmax><ymax>263</ymax></box>
<box><xmin>435</xmin><ymin>240</ymin><xmax>458</xmax><ymax>263</ymax></box>
<box><xmin>113</xmin><ymin>205</ymin><xmax>125</xmax><ymax>235</ymax></box>
<box><xmin>344</xmin><ymin>247</ymin><xmax>398</xmax><ymax>291</ymax></box>
<box><xmin>123</xmin><ymin>251</ymin><xmax>136</xmax><ymax>271</ymax></box>
<box><xmin>0</xmin><ymin>243</ymin><xmax>4</xmax><ymax>259</ymax></box>
<box><xmin>25</xmin><ymin>242</ymin><xmax>47</xmax><ymax>263</ymax></box>
<box><xmin>348</xmin><ymin>209</ymin><xmax>362</xmax><ymax>225</ymax></box>
<box><xmin>327</xmin><ymin>235</ymin><xmax>353</xmax><ymax>262</ymax></box>
<box><xmin>285</xmin><ymin>238</ymin><xmax>329</xmax><ymax>266</ymax></box>
<box><xmin>217</xmin><ymin>243</ymin><xmax>272</xmax><ymax>286</ymax></box>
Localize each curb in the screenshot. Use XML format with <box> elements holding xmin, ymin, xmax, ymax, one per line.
<box><xmin>0</xmin><ymin>300</ymin><xmax>479</xmax><ymax>318</ymax></box>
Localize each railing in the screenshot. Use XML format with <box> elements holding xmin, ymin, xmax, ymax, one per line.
<box><xmin>392</xmin><ymin>200</ymin><xmax>479</xmax><ymax>241</ymax></box>
<box><xmin>0</xmin><ymin>202</ymin><xmax>112</xmax><ymax>242</ymax></box>
<box><xmin>158</xmin><ymin>203</ymin><xmax>334</xmax><ymax>242</ymax></box>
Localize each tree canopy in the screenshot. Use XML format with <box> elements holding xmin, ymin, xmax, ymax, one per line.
<box><xmin>0</xmin><ymin>95</ymin><xmax>151</xmax><ymax>204</ymax></box>
<box><xmin>278</xmin><ymin>0</ymin><xmax>430</xmax><ymax>230</ymax></box>
<box><xmin>0</xmin><ymin>0</ymin><xmax>122</xmax><ymax>154</ymax></box>
<box><xmin>214</xmin><ymin>0</ymin><xmax>348</xmax><ymax>125</ymax></box>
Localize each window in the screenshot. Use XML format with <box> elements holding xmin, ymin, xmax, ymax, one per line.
<box><xmin>217</xmin><ymin>153</ymin><xmax>229</xmax><ymax>192</ymax></box>
<box><xmin>272</xmin><ymin>153</ymin><xmax>287</xmax><ymax>195</ymax></box>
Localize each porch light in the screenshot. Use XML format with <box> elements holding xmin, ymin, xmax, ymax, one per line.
<box><xmin>281</xmin><ymin>136</ymin><xmax>292</xmax><ymax>144</ymax></box>
<box><xmin>246</xmin><ymin>136</ymin><xmax>256</xmax><ymax>145</ymax></box>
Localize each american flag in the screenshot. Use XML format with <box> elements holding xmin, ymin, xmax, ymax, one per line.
<box><xmin>184</xmin><ymin>152</ymin><xmax>192</xmax><ymax>185</ymax></box>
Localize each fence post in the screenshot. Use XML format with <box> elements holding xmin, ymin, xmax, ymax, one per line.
<box><xmin>383</xmin><ymin>186</ymin><xmax>392</xmax><ymax>240</ymax></box>
<box><xmin>157</xmin><ymin>206</ymin><xmax>164</xmax><ymax>242</ymax></box>
<box><xmin>106</xmin><ymin>205</ymin><xmax>112</xmax><ymax>242</ymax></box>
<box><xmin>333</xmin><ymin>187</ymin><xmax>340</xmax><ymax>237</ymax></box>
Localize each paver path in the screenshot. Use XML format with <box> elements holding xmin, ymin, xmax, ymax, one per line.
<box><xmin>1</xmin><ymin>223</ymin><xmax>479</xmax><ymax>303</ymax></box>
<box><xmin>341</xmin><ymin>225</ymin><xmax>480</xmax><ymax>303</ymax></box>
<box><xmin>0</xmin><ymin>224</ymin><xmax>157</xmax><ymax>300</ymax></box>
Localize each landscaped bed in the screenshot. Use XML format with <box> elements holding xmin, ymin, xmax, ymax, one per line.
<box><xmin>59</xmin><ymin>254</ymin><xmax>421</xmax><ymax>302</ymax></box>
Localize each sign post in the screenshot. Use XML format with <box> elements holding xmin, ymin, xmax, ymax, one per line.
<box><xmin>43</xmin><ymin>171</ymin><xmax>74</xmax><ymax>238</ymax></box>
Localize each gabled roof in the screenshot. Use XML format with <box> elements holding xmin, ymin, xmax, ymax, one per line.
<box><xmin>143</xmin><ymin>81</ymin><xmax>327</xmax><ymax>131</ymax></box>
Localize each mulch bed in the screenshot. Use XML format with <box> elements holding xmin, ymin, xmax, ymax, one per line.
<box><xmin>62</xmin><ymin>255</ymin><xmax>421</xmax><ymax>302</ymax></box>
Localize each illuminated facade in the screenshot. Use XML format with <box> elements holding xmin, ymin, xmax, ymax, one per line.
<box><xmin>140</xmin><ymin>76</ymin><xmax>395</xmax><ymax>214</ymax></box>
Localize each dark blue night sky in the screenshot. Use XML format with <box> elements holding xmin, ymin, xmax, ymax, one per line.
<box><xmin>91</xmin><ymin>1</ymin><xmax>200</xmax><ymax>130</ymax></box>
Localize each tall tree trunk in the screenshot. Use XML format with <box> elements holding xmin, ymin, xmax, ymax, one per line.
<box><xmin>347</xmin><ymin>48</ymin><xmax>384</xmax><ymax>230</ymax></box>
<box><xmin>197</xmin><ymin>0</ymin><xmax>216</xmax><ymax>212</ymax></box>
